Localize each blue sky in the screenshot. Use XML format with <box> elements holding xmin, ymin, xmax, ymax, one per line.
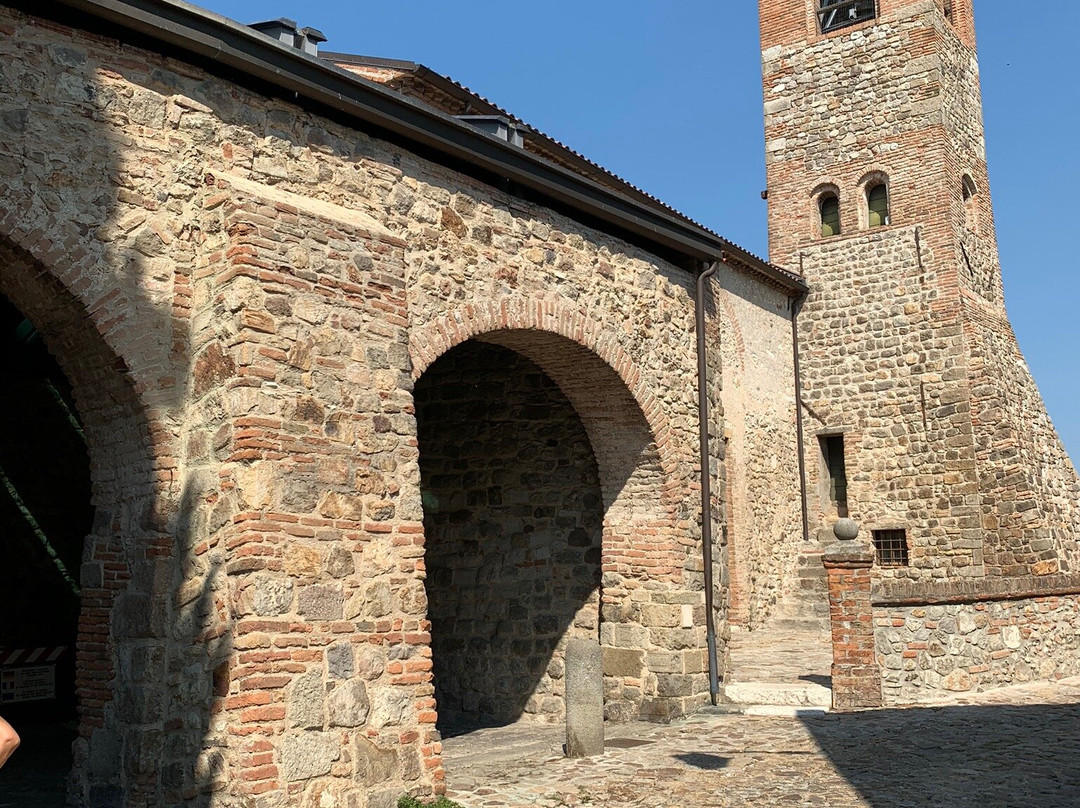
<box><xmin>200</xmin><ymin>1</ymin><xmax>1080</xmax><ymax>462</ymax></box>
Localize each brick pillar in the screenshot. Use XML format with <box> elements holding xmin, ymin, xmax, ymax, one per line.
<box><xmin>823</xmin><ymin>519</ymin><xmax>882</xmax><ymax>711</ymax></box>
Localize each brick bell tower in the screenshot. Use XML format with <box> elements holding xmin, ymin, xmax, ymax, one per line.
<box><xmin>759</xmin><ymin>0</ymin><xmax>1080</xmax><ymax>582</ymax></box>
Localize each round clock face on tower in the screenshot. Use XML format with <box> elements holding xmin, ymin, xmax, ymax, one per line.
<box><xmin>818</xmin><ymin>0</ymin><xmax>877</xmax><ymax>33</ymax></box>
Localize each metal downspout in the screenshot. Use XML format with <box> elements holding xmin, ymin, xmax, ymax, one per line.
<box><xmin>696</xmin><ymin>260</ymin><xmax>720</xmax><ymax>706</ymax></box>
<box><xmin>792</xmin><ymin>293</ymin><xmax>811</xmax><ymax>544</ymax></box>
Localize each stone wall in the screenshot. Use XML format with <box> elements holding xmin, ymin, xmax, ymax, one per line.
<box><xmin>0</xmin><ymin>5</ymin><xmax>785</xmax><ymax>804</ymax></box>
<box><xmin>715</xmin><ymin>269</ymin><xmax>802</xmax><ymax>627</ymax></box>
<box><xmin>760</xmin><ymin>0</ymin><xmax>1080</xmax><ymax>585</ymax></box>
<box><xmin>875</xmin><ymin>594</ymin><xmax>1080</xmax><ymax>703</ymax></box>
<box><xmin>415</xmin><ymin>341</ymin><xmax>603</xmax><ymax>727</ymax></box>
<box><xmin>965</xmin><ymin>304</ymin><xmax>1080</xmax><ymax>578</ymax></box>
<box><xmin>762</xmin><ymin>0</ymin><xmax>1080</xmax><ymax>707</ymax></box>
<box><xmin>760</xmin><ymin>2</ymin><xmax>989</xmax><ymax>580</ymax></box>
<box><xmin>759</xmin><ymin>1</ymin><xmax>955</xmax><ymax>269</ymax></box>
<box><xmin>795</xmin><ymin>227</ymin><xmax>984</xmax><ymax>578</ymax></box>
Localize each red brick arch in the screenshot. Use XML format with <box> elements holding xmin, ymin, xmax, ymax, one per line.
<box><xmin>0</xmin><ymin>203</ymin><xmax>173</xmax><ymax>787</ymax></box>
<box><xmin>410</xmin><ymin>301</ymin><xmax>680</xmax><ymax>485</ymax></box>
<box><xmin>0</xmin><ymin>208</ymin><xmax>161</xmax><ymax>548</ymax></box>
<box><xmin>410</xmin><ymin>301</ymin><xmax>691</xmax><ymax>584</ymax></box>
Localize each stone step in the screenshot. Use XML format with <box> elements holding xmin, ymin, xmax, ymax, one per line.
<box><xmin>700</xmin><ymin>702</ymin><xmax>828</xmax><ymax>718</ymax></box>
<box><xmin>722</xmin><ymin>681</ymin><xmax>832</xmax><ymax>709</ymax></box>
<box><xmin>765</xmin><ymin>610</ymin><xmax>830</xmax><ymax>628</ymax></box>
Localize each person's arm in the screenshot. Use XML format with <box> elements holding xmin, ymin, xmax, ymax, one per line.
<box><xmin>0</xmin><ymin>716</ymin><xmax>19</xmax><ymax>768</ymax></box>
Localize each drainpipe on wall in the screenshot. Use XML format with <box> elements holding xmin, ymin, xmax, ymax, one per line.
<box><xmin>792</xmin><ymin>292</ymin><xmax>811</xmax><ymax>545</ymax></box>
<box><xmin>695</xmin><ymin>259</ymin><xmax>720</xmax><ymax>706</ymax></box>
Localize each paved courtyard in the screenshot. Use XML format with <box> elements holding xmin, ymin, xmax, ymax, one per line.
<box><xmin>442</xmin><ymin>677</ymin><xmax>1080</xmax><ymax>808</ymax></box>
<box><xmin>3</xmin><ymin>680</ymin><xmax>1079</xmax><ymax>805</ymax></box>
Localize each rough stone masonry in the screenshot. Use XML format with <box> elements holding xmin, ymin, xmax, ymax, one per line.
<box><xmin>0</xmin><ymin>2</ymin><xmax>803</xmax><ymax>805</ymax></box>
<box><xmin>759</xmin><ymin>0</ymin><xmax>1080</xmax><ymax>705</ymax></box>
<box><xmin>2</xmin><ymin>0</ymin><xmax>1076</xmax><ymax>804</ymax></box>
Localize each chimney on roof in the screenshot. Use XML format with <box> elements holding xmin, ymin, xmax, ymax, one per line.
<box><xmin>249</xmin><ymin>18</ymin><xmax>327</xmax><ymax>56</ymax></box>
<box><xmin>457</xmin><ymin>115</ymin><xmax>524</xmax><ymax>148</ymax></box>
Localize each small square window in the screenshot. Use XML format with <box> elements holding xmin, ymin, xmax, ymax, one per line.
<box><xmin>873</xmin><ymin>529</ymin><xmax>909</xmax><ymax>567</ymax></box>
<box><xmin>818</xmin><ymin>0</ymin><xmax>876</xmax><ymax>34</ymax></box>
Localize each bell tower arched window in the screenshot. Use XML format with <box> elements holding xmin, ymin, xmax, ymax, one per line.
<box><xmin>867</xmin><ymin>183</ymin><xmax>890</xmax><ymax>228</ymax></box>
<box><xmin>819</xmin><ymin>193</ymin><xmax>841</xmax><ymax>237</ymax></box>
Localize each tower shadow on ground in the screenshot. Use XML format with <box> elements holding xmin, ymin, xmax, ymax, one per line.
<box><xmin>800</xmin><ymin>702</ymin><xmax>1080</xmax><ymax>807</ymax></box>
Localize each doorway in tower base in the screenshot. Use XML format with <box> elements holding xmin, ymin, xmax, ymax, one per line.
<box><xmin>415</xmin><ymin>340</ymin><xmax>604</xmax><ymax>734</ymax></box>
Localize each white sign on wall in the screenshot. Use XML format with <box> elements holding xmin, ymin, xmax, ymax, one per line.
<box><xmin>1</xmin><ymin>664</ymin><xmax>56</xmax><ymax>703</ymax></box>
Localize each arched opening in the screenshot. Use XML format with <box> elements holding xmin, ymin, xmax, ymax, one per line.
<box><xmin>0</xmin><ymin>290</ymin><xmax>90</xmax><ymax>802</ymax></box>
<box><xmin>412</xmin><ymin>318</ymin><xmax>702</xmax><ymax>742</ymax></box>
<box><xmin>819</xmin><ymin>193</ymin><xmax>841</xmax><ymax>237</ymax></box>
<box><xmin>867</xmin><ymin>182</ymin><xmax>890</xmax><ymax>228</ymax></box>
<box><xmin>415</xmin><ymin>340</ymin><xmax>604</xmax><ymax>734</ymax></box>
<box><xmin>0</xmin><ymin>235</ymin><xmax>171</xmax><ymax>806</ymax></box>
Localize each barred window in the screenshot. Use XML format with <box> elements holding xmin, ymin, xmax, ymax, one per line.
<box><xmin>819</xmin><ymin>0</ymin><xmax>876</xmax><ymax>34</ymax></box>
<box><xmin>873</xmin><ymin>529</ymin><xmax>909</xmax><ymax>567</ymax></box>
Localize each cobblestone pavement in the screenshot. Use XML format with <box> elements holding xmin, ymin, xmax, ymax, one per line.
<box><xmin>443</xmin><ymin>677</ymin><xmax>1080</xmax><ymax>808</ymax></box>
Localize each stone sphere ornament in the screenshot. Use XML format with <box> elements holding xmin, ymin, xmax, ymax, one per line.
<box><xmin>833</xmin><ymin>518</ymin><xmax>860</xmax><ymax>541</ymax></box>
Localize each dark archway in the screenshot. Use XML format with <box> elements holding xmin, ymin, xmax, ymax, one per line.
<box><xmin>0</xmin><ymin>291</ymin><xmax>91</xmax><ymax>802</ymax></box>
<box><xmin>415</xmin><ymin>341</ymin><xmax>604</xmax><ymax>734</ymax></box>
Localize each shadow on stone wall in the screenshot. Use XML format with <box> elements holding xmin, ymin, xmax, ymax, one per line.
<box><xmin>800</xmin><ymin>702</ymin><xmax>1080</xmax><ymax>805</ymax></box>
<box><xmin>0</xmin><ymin>7</ymin><xmax>229</xmax><ymax>803</ymax></box>
<box><xmin>416</xmin><ymin>341</ymin><xmax>604</xmax><ymax>734</ymax></box>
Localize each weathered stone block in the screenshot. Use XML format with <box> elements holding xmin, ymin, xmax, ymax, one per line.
<box><xmin>325</xmin><ymin>545</ymin><xmax>355</xmax><ymax>578</ymax></box>
<box><xmin>602</xmin><ymin>647</ymin><xmax>644</xmax><ymax>678</ymax></box>
<box><xmin>328</xmin><ymin>679</ymin><xmax>370</xmax><ymax>727</ymax></box>
<box><xmin>280</xmin><ymin>732</ymin><xmax>340</xmax><ymax>782</ymax></box>
<box><xmin>298</xmin><ymin>584</ymin><xmax>344</xmax><ymax>620</ymax></box>
<box><xmin>367</xmin><ymin>687</ymin><xmax>412</xmax><ymax>729</ymax></box>
<box><xmin>565</xmin><ymin>638</ymin><xmax>604</xmax><ymax>758</ymax></box>
<box><xmin>327</xmin><ymin>643</ymin><xmax>354</xmax><ymax>679</ymax></box>
<box><xmin>249</xmin><ymin>574</ymin><xmax>294</xmax><ymax>616</ymax></box>
<box><xmin>287</xmin><ymin>670</ymin><xmax>325</xmax><ymax>729</ymax></box>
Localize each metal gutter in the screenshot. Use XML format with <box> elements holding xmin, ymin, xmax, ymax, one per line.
<box><xmin>791</xmin><ymin>294</ymin><xmax>811</xmax><ymax>545</ymax></box>
<box><xmin>695</xmin><ymin>261</ymin><xmax>721</xmax><ymax>706</ymax></box>
<box><xmin>31</xmin><ymin>0</ymin><xmax>807</xmax><ymax>294</ymax></box>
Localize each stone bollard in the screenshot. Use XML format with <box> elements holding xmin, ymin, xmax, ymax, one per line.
<box><xmin>822</xmin><ymin>519</ymin><xmax>883</xmax><ymax>711</ymax></box>
<box><xmin>565</xmin><ymin>638</ymin><xmax>604</xmax><ymax>757</ymax></box>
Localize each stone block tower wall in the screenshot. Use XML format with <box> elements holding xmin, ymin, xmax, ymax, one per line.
<box><xmin>760</xmin><ymin>0</ymin><xmax>1080</xmax><ymax>700</ymax></box>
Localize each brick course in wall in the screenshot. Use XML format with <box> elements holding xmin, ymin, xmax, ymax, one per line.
<box><xmin>0</xmin><ymin>5</ymin><xmax>804</xmax><ymax>804</ymax></box>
